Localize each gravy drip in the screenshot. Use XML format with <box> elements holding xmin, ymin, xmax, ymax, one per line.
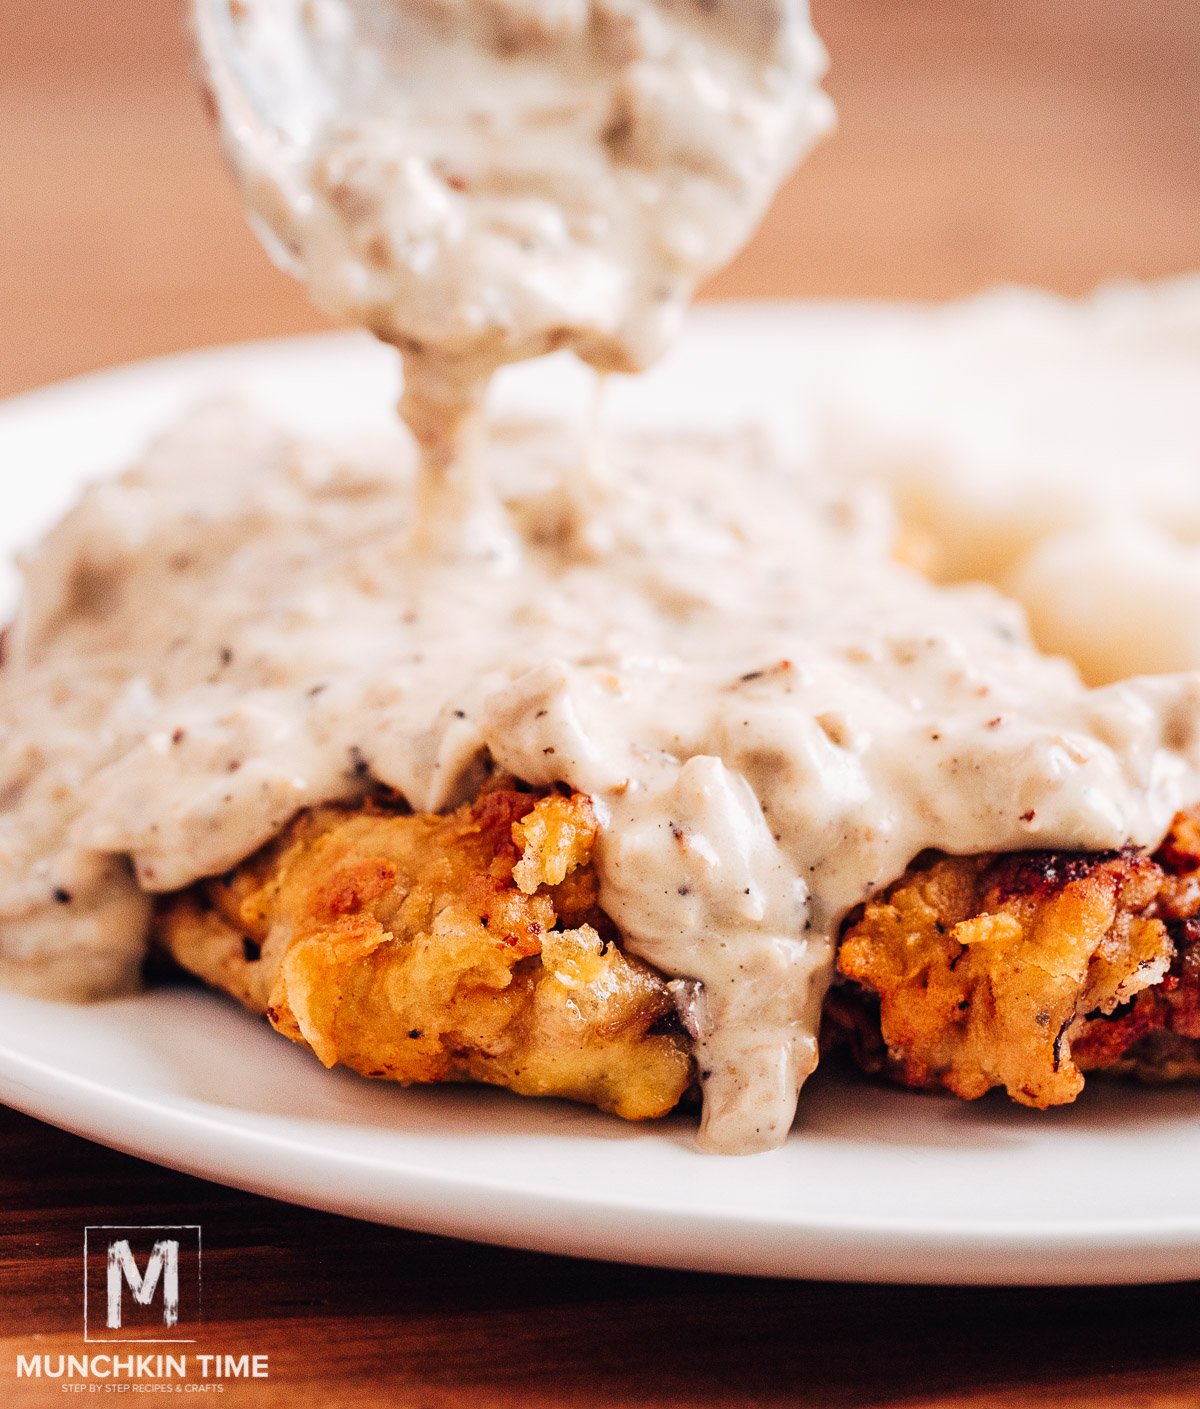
<box><xmin>206</xmin><ymin>0</ymin><xmax>833</xmax><ymax>477</ymax></box>
<box><xmin>4</xmin><ymin>406</ymin><xmax>1200</xmax><ymax>1151</ymax></box>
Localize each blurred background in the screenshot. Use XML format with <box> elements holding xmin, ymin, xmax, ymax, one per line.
<box><xmin>2</xmin><ymin>0</ymin><xmax>1199</xmax><ymax>398</ymax></box>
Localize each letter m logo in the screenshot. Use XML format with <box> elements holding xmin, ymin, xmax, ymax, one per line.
<box><xmin>107</xmin><ymin>1238</ymin><xmax>179</xmax><ymax>1328</ymax></box>
<box><xmin>84</xmin><ymin>1225</ymin><xmax>201</xmax><ymax>1343</ymax></box>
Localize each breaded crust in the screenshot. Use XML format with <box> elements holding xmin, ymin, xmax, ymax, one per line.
<box><xmin>157</xmin><ymin>781</ymin><xmax>1200</xmax><ymax>1125</ymax></box>
<box><xmin>833</xmin><ymin>809</ymin><xmax>1200</xmax><ymax>1106</ymax></box>
<box><xmin>154</xmin><ymin>787</ymin><xmax>693</xmax><ymax>1121</ymax></box>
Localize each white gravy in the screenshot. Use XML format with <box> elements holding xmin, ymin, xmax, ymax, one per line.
<box><xmin>4</xmin><ymin>405</ymin><xmax>1200</xmax><ymax>1150</ymax></box>
<box><xmin>204</xmin><ymin>0</ymin><xmax>832</xmax><ymax>462</ymax></box>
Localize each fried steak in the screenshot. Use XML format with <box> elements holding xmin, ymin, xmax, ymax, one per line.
<box><xmin>156</xmin><ymin>784</ymin><xmax>1200</xmax><ymax>1122</ymax></box>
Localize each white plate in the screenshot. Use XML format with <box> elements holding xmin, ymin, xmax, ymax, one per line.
<box><xmin>2</xmin><ymin>305</ymin><xmax>1199</xmax><ymax>1286</ymax></box>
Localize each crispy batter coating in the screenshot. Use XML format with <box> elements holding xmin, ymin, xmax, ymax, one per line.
<box><xmin>155</xmin><ymin>788</ymin><xmax>692</xmax><ymax>1121</ymax></box>
<box><xmin>835</xmin><ymin>811</ymin><xmax>1200</xmax><ymax>1106</ymax></box>
<box><xmin>157</xmin><ymin>774</ymin><xmax>1200</xmax><ymax>1126</ymax></box>
<box><xmin>1072</xmin><ymin>816</ymin><xmax>1200</xmax><ymax>1082</ymax></box>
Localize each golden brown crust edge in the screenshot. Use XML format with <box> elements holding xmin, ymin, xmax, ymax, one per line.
<box><xmin>155</xmin><ymin>785</ymin><xmax>1200</xmax><ymax>1126</ymax></box>
<box><xmin>832</xmin><ymin>809</ymin><xmax>1200</xmax><ymax>1106</ymax></box>
<box><xmin>153</xmin><ymin>787</ymin><xmax>694</xmax><ymax>1122</ymax></box>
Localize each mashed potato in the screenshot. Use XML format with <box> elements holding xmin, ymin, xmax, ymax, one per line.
<box><xmin>821</xmin><ymin>277</ymin><xmax>1200</xmax><ymax>683</ymax></box>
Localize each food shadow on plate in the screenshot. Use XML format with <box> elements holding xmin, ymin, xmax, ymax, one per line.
<box><xmin>780</xmin><ymin>1049</ymin><xmax>1200</xmax><ymax>1150</ymax></box>
<box><xmin>112</xmin><ymin>973</ymin><xmax>1200</xmax><ymax>1156</ymax></box>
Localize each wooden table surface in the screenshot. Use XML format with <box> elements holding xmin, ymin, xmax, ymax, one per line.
<box><xmin>3</xmin><ymin>1</ymin><xmax>1200</xmax><ymax>1404</ymax></box>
